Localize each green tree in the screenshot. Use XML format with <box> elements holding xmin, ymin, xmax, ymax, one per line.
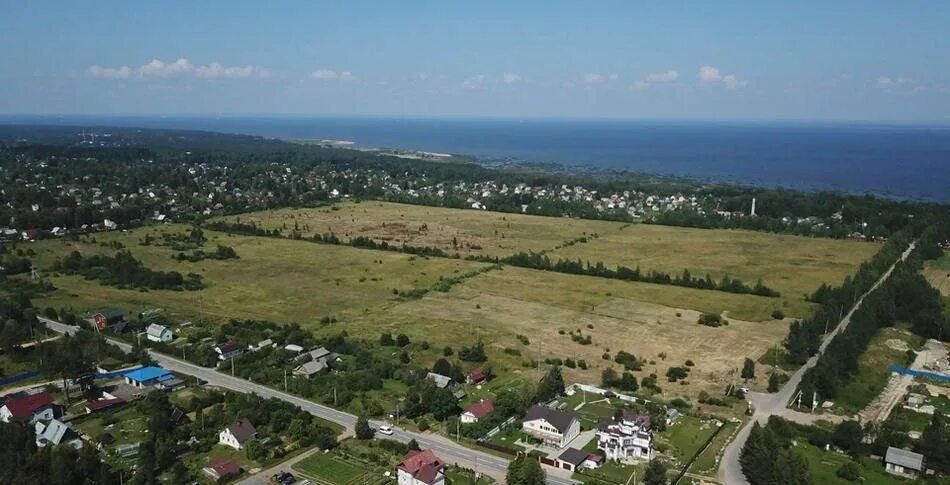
<box><xmin>534</xmin><ymin>366</ymin><xmax>565</xmax><ymax>402</ymax></box>
<box><xmin>832</xmin><ymin>420</ymin><xmax>863</xmax><ymax>456</ymax></box>
<box><xmin>920</xmin><ymin>411</ymin><xmax>950</xmax><ymax>473</ymax></box>
<box><xmin>618</xmin><ymin>372</ymin><xmax>639</xmax><ymax>392</ymax></box>
<box><xmin>355</xmin><ymin>416</ymin><xmax>373</xmax><ymax>439</ymax></box>
<box><xmin>741</xmin><ymin>357</ymin><xmax>756</xmax><ymax>379</ymax></box>
<box><xmin>773</xmin><ymin>448</ymin><xmax>810</xmax><ymax>485</ymax></box>
<box><xmin>506</xmin><ymin>456</ymin><xmax>545</xmax><ymax>485</ymax></box>
<box><xmin>643</xmin><ymin>459</ymin><xmax>667</xmax><ymax>485</ymax></box>
<box><xmin>379</xmin><ymin>332</ymin><xmax>394</xmax><ymax>346</ymax></box>
<box><xmin>601</xmin><ymin>367</ymin><xmax>618</xmax><ymax>387</ymax></box>
<box><xmin>767</xmin><ymin>372</ymin><xmax>780</xmax><ymax>392</ymax></box>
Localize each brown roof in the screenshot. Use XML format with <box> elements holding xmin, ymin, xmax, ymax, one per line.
<box><xmin>399</xmin><ymin>449</ymin><xmax>445</xmax><ymax>485</ymax></box>
<box><xmin>226</xmin><ymin>418</ymin><xmax>257</xmax><ymax>444</ymax></box>
<box><xmin>463</xmin><ymin>399</ymin><xmax>494</xmax><ymax>419</ymax></box>
<box><xmin>206</xmin><ymin>458</ymin><xmax>240</xmax><ymax>478</ymax></box>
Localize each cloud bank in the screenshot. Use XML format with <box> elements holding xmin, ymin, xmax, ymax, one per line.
<box><xmin>88</xmin><ymin>58</ymin><xmax>270</xmax><ymax>79</ymax></box>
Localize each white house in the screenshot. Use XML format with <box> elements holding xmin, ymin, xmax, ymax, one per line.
<box><xmin>397</xmin><ymin>449</ymin><xmax>445</xmax><ymax>485</ymax></box>
<box><xmin>219</xmin><ymin>418</ymin><xmax>257</xmax><ymax>450</ymax></box>
<box><xmin>214</xmin><ymin>341</ymin><xmax>243</xmax><ymax>361</ymax></box>
<box><xmin>885</xmin><ymin>447</ymin><xmax>924</xmax><ymax>477</ymax></box>
<box><xmin>145</xmin><ymin>324</ymin><xmax>173</xmax><ymax>343</ymax></box>
<box><xmin>596</xmin><ymin>411</ymin><xmax>653</xmax><ymax>461</ymax></box>
<box><xmin>522</xmin><ymin>405</ymin><xmax>581</xmax><ymax>449</ymax></box>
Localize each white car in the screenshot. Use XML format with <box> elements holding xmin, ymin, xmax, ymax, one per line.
<box><xmin>377</xmin><ymin>425</ymin><xmax>393</xmax><ymax>435</ymax></box>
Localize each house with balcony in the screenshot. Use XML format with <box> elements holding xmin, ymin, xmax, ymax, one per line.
<box><xmin>521</xmin><ymin>405</ymin><xmax>580</xmax><ymax>449</ymax></box>
<box><xmin>596</xmin><ymin>411</ymin><xmax>653</xmax><ymax>462</ymax></box>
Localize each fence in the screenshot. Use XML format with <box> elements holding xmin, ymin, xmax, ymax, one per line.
<box><xmin>570</xmin><ymin>383</ymin><xmax>652</xmax><ymax>405</ymax></box>
<box><xmin>482</xmin><ymin>416</ymin><xmax>517</xmax><ymax>440</ymax></box>
<box><xmin>888</xmin><ymin>364</ymin><xmax>950</xmax><ymax>382</ymax></box>
<box><xmin>671</xmin><ymin>420</ymin><xmax>728</xmax><ymax>485</ymax></box>
<box><xmin>0</xmin><ymin>370</ymin><xmax>41</xmax><ymax>387</ymax></box>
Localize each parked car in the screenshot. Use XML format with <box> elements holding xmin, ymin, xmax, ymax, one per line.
<box><xmin>377</xmin><ymin>424</ymin><xmax>393</xmax><ymax>435</ymax></box>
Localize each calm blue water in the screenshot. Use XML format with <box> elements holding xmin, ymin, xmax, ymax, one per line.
<box><xmin>3</xmin><ymin>115</ymin><xmax>949</xmax><ymax>201</ymax></box>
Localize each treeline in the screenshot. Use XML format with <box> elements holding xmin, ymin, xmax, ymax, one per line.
<box><xmin>172</xmin><ymin>244</ymin><xmax>239</xmax><ymax>262</ymax></box>
<box><xmin>740</xmin><ymin>417</ymin><xmax>812</xmax><ymax>485</ymax></box>
<box><xmin>783</xmin><ymin>228</ymin><xmax>918</xmax><ymax>365</ymax></box>
<box><xmin>0</xmin><ymin>421</ymin><xmax>119</xmax><ymax>484</ymax></box>
<box><xmin>470</xmin><ymin>251</ymin><xmax>780</xmax><ymax>297</ymax></box>
<box><xmin>52</xmin><ymin>250</ymin><xmax>204</xmax><ymax>291</ymax></box>
<box><xmin>797</xmin><ymin>258</ymin><xmax>947</xmax><ymax>403</ymax></box>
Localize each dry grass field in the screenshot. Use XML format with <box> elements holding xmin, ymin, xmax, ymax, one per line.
<box><xmin>549</xmin><ymin>222</ymin><xmax>878</xmax><ymax>312</ymax></box>
<box><xmin>356</xmin><ymin>266</ymin><xmax>793</xmax><ymax>399</ymax></box>
<box><xmin>27</xmin><ymin>225</ymin><xmax>487</xmax><ymax>325</ymax></box>
<box><xmin>22</xmin><ymin>204</ymin><xmax>880</xmax><ymax>402</ymax></box>
<box><xmin>221</xmin><ymin>201</ymin><xmax>877</xmax><ymax>319</ymax></box>
<box><xmin>218</xmin><ymin>201</ymin><xmax>616</xmax><ymax>258</ymax></box>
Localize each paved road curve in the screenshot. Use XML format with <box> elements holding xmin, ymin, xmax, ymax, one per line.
<box><xmin>39</xmin><ymin>317</ymin><xmax>576</xmax><ymax>485</ymax></box>
<box><xmin>718</xmin><ymin>241</ymin><xmax>916</xmax><ymax>485</ymax></box>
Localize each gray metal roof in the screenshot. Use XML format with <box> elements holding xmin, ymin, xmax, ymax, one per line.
<box><xmin>146</xmin><ymin>324</ymin><xmax>170</xmax><ymax>337</ymax></box>
<box><xmin>427</xmin><ymin>372</ymin><xmax>453</xmax><ymax>388</ymax></box>
<box><xmin>885</xmin><ymin>447</ymin><xmax>924</xmax><ymax>471</ymax></box>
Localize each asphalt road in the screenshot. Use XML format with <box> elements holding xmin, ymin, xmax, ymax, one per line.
<box><xmin>717</xmin><ymin>241</ymin><xmax>916</xmax><ymax>485</ymax></box>
<box><xmin>39</xmin><ymin>317</ymin><xmax>576</xmax><ymax>485</ymax></box>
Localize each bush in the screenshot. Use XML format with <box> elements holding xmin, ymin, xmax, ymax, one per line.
<box><xmin>666</xmin><ymin>366</ymin><xmax>689</xmax><ymax>382</ymax></box>
<box><xmin>416</xmin><ymin>417</ymin><xmax>430</xmax><ymax>431</ymax></box>
<box><xmin>698</xmin><ymin>313</ymin><xmax>725</xmax><ymax>327</ymax></box>
<box><xmin>771</xmin><ymin>309</ymin><xmax>785</xmax><ymax>320</ymax></box>
<box><xmin>836</xmin><ymin>461</ymin><xmax>861</xmax><ymax>481</ymax></box>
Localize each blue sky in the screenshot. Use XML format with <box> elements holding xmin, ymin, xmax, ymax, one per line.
<box><xmin>1</xmin><ymin>1</ymin><xmax>948</xmax><ymax>121</ymax></box>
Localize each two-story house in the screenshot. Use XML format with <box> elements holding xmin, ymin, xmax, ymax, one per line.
<box><xmin>522</xmin><ymin>405</ymin><xmax>581</xmax><ymax>449</ymax></box>
<box><xmin>219</xmin><ymin>418</ymin><xmax>257</xmax><ymax>450</ymax></box>
<box><xmin>397</xmin><ymin>449</ymin><xmax>445</xmax><ymax>485</ymax></box>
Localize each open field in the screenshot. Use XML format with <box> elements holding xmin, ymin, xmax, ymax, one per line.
<box><xmin>359</xmin><ymin>266</ymin><xmax>792</xmax><ymax>399</ymax></box>
<box><xmin>26</xmin><ymin>224</ymin><xmax>487</xmax><ymax>326</ymax></box>
<box><xmin>924</xmin><ymin>251</ymin><xmax>950</xmax><ymax>297</ymax></box>
<box><xmin>550</xmin><ymin>222</ymin><xmax>878</xmax><ymax>316</ymax></box>
<box><xmin>217</xmin><ymin>201</ymin><xmax>618</xmax><ymax>259</ymax></box>
<box><xmin>293</xmin><ymin>452</ymin><xmax>365</xmax><ymax>484</ymax></box>
<box><xmin>796</xmin><ymin>442</ymin><xmax>916</xmax><ymax>485</ymax></box>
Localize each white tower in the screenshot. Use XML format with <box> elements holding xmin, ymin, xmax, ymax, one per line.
<box><xmin>750</xmin><ymin>197</ymin><xmax>757</xmax><ymax>217</ymax></box>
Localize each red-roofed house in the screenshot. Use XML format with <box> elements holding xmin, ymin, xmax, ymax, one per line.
<box><xmin>202</xmin><ymin>458</ymin><xmax>241</xmax><ymax>480</ymax></box>
<box><xmin>84</xmin><ymin>397</ymin><xmax>126</xmax><ymax>414</ymax></box>
<box><xmin>466</xmin><ymin>368</ymin><xmax>487</xmax><ymax>385</ymax></box>
<box><xmin>397</xmin><ymin>449</ymin><xmax>446</xmax><ymax>485</ymax></box>
<box><xmin>1</xmin><ymin>391</ymin><xmax>56</xmax><ymax>423</ymax></box>
<box><xmin>460</xmin><ymin>399</ymin><xmax>494</xmax><ymax>424</ymax></box>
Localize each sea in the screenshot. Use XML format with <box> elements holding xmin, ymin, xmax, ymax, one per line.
<box><xmin>2</xmin><ymin>115</ymin><xmax>949</xmax><ymax>202</ymax></box>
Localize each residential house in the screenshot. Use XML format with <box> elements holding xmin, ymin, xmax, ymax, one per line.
<box><xmin>460</xmin><ymin>400</ymin><xmax>494</xmax><ymax>424</ymax></box>
<box><xmin>21</xmin><ymin>229</ymin><xmax>41</xmax><ymax>241</ymax></box>
<box><xmin>35</xmin><ymin>418</ymin><xmax>82</xmax><ymax>449</ymax></box>
<box><xmin>0</xmin><ymin>391</ymin><xmax>56</xmax><ymax>423</ymax></box>
<box><xmin>92</xmin><ymin>308</ymin><xmax>125</xmax><ymax>331</ymax></box>
<box><xmin>249</xmin><ymin>339</ymin><xmax>274</xmax><ymax>351</ymax></box>
<box><xmin>467</xmin><ymin>368</ymin><xmax>487</xmax><ymax>385</ymax></box>
<box><xmin>397</xmin><ymin>449</ymin><xmax>446</xmax><ymax>485</ymax></box>
<box><xmin>284</xmin><ymin>344</ymin><xmax>305</xmax><ymax>354</ymax></box>
<box><xmin>885</xmin><ymin>447</ymin><xmax>924</xmax><ymax>477</ymax></box>
<box><xmin>124</xmin><ymin>366</ymin><xmax>173</xmax><ymax>388</ymax></box>
<box><xmin>597</xmin><ymin>411</ymin><xmax>653</xmax><ymax>461</ymax></box>
<box><xmin>84</xmin><ymin>395</ymin><xmax>125</xmax><ymax>414</ymax></box>
<box><xmin>522</xmin><ymin>405</ymin><xmax>581</xmax><ymax>449</ymax></box>
<box><xmin>145</xmin><ymin>324</ymin><xmax>173</xmax><ymax>343</ymax></box>
<box><xmin>215</xmin><ymin>341</ymin><xmax>243</xmax><ymax>361</ymax></box>
<box><xmin>219</xmin><ymin>418</ymin><xmax>257</xmax><ymax>450</ymax></box>
<box><xmin>203</xmin><ymin>458</ymin><xmax>241</xmax><ymax>480</ymax></box>
<box><xmin>426</xmin><ymin>372</ymin><xmax>453</xmax><ymax>389</ymax></box>
<box><xmin>293</xmin><ymin>359</ymin><xmax>328</xmax><ymax>378</ymax></box>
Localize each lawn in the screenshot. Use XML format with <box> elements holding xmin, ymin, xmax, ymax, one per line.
<box><xmin>550</xmin><ymin>222</ymin><xmax>878</xmax><ymax>317</ymax></box>
<box><xmin>26</xmin><ymin>224</ymin><xmax>487</xmax><ymax>328</ymax></box>
<box><xmin>688</xmin><ymin>420</ymin><xmax>738</xmax><ymax>475</ymax></box>
<box><xmin>575</xmin><ymin>460</ymin><xmax>646</xmax><ymax>484</ymax></box>
<box><xmin>796</xmin><ymin>441</ymin><xmax>916</xmax><ymax>485</ymax></box>
<box><xmin>293</xmin><ymin>452</ymin><xmax>366</xmax><ymax>484</ymax></box>
<box><xmin>834</xmin><ymin>326</ymin><xmax>923</xmax><ymax>413</ymax></box>
<box><xmin>445</xmin><ymin>466</ymin><xmax>496</xmax><ymax>484</ymax></box>
<box><xmin>659</xmin><ymin>415</ymin><xmax>720</xmax><ymax>465</ymax></box>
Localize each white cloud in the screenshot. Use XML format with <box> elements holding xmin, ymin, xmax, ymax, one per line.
<box><xmin>87</xmin><ymin>57</ymin><xmax>269</xmax><ymax>80</ymax></box>
<box><xmin>698</xmin><ymin>65</ymin><xmax>746</xmax><ymax>88</ymax></box>
<box><xmin>310</xmin><ymin>69</ymin><xmax>356</xmax><ymax>81</ymax></box>
<box><xmin>502</xmin><ymin>72</ymin><xmax>522</xmax><ymax>84</ymax></box>
<box><xmin>584</xmin><ymin>73</ymin><xmax>606</xmax><ymax>85</ymax></box>
<box><xmin>633</xmin><ymin>80</ymin><xmax>651</xmax><ymax>90</ymax></box>
<box><xmin>876</xmin><ymin>76</ymin><xmax>914</xmax><ymax>88</ymax></box>
<box><xmin>418</xmin><ymin>72</ymin><xmax>430</xmax><ymax>81</ymax></box>
<box><xmin>646</xmin><ymin>70</ymin><xmax>679</xmax><ymax>83</ymax></box>
<box><xmin>698</xmin><ymin>65</ymin><xmax>722</xmax><ymax>82</ymax></box>
<box><xmin>462</xmin><ymin>74</ymin><xmax>488</xmax><ymax>89</ymax></box>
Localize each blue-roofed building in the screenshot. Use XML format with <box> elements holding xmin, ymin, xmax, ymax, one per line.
<box><xmin>124</xmin><ymin>366</ymin><xmax>173</xmax><ymax>388</ymax></box>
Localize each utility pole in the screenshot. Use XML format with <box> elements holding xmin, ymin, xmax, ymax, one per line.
<box><xmin>284</xmin><ymin>369</ymin><xmax>288</xmax><ymax>392</ymax></box>
<box><xmin>231</xmin><ymin>357</ymin><xmax>235</xmax><ymax>376</ymax></box>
